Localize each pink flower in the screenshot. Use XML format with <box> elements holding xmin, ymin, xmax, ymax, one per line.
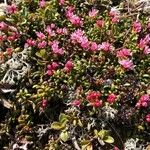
<box><xmin>113</xmin><ymin>146</ymin><xmax>120</xmax><ymax>150</ymax></box>
<box><xmin>96</xmin><ymin>20</ymin><xmax>104</xmax><ymax>28</ymax></box>
<box><xmin>6</xmin><ymin>48</ymin><xmax>13</xmax><ymax>56</ymax></box>
<box><xmin>111</xmin><ymin>17</ymin><xmax>119</xmax><ymax>23</ymax></box>
<box><xmin>135</xmin><ymin>102</ymin><xmax>141</xmax><ymax>108</ymax></box>
<box><xmin>91</xmin><ymin>99</ymin><xmax>102</xmax><ymax>107</ymax></box>
<box><xmin>0</xmin><ymin>22</ymin><xmax>7</xmax><ymax>30</ymax></box>
<box><xmin>86</xmin><ymin>91</ymin><xmax>102</xmax><ymax>107</ymax></box>
<box><xmin>64</xmin><ymin>60</ymin><xmax>74</xmax><ymax>72</ymax></box>
<box><xmin>39</xmin><ymin>0</ymin><xmax>46</xmax><ymax>8</ymax></box>
<box><xmin>65</xmin><ymin>6</ymin><xmax>74</xmax><ymax>18</ymax></box>
<box><xmin>46</xmin><ymin>70</ymin><xmax>53</xmax><ymax>76</ymax></box>
<box><xmin>7</xmin><ymin>32</ymin><xmax>18</xmax><ymax>41</ymax></box>
<box><xmin>89</xmin><ymin>9</ymin><xmax>99</xmax><ymax>18</ymax></box>
<box><xmin>45</xmin><ymin>26</ymin><xmax>55</xmax><ymax>37</ymax></box>
<box><xmin>146</xmin><ymin>114</ymin><xmax>150</xmax><ymax>123</ymax></box>
<box><xmin>107</xmin><ymin>93</ymin><xmax>117</xmax><ymax>104</ymax></box>
<box><xmin>132</xmin><ymin>21</ymin><xmax>142</xmax><ymax>33</ymax></box>
<box><xmin>47</xmin><ymin>64</ymin><xmax>52</xmax><ymax>70</ymax></box>
<box><xmin>50</xmin><ymin>23</ymin><xmax>56</xmax><ymax>29</ymax></box>
<box><xmin>0</xmin><ymin>35</ymin><xmax>7</xmax><ymax>42</ymax></box>
<box><xmin>70</xmin><ymin>99</ymin><xmax>81</xmax><ymax>107</ymax></box>
<box><xmin>53</xmin><ymin>47</ymin><xmax>64</xmax><ymax>55</ymax></box>
<box><xmin>69</xmin><ymin>15</ymin><xmax>83</xmax><ymax>26</ymax></box>
<box><xmin>109</xmin><ymin>7</ymin><xmax>120</xmax><ymax>18</ymax></box>
<box><xmin>51</xmin><ymin>41</ymin><xmax>64</xmax><ymax>55</ymax></box>
<box><xmin>144</xmin><ymin>46</ymin><xmax>150</xmax><ymax>55</ymax></box>
<box><xmin>141</xmin><ymin>102</ymin><xmax>148</xmax><ymax>107</ymax></box>
<box><xmin>138</xmin><ymin>39</ymin><xmax>146</xmax><ymax>49</ymax></box>
<box><xmin>51</xmin><ymin>62</ymin><xmax>59</xmax><ymax>70</ymax></box>
<box><xmin>38</xmin><ymin>41</ymin><xmax>47</xmax><ymax>48</ymax></box>
<box><xmin>109</xmin><ymin>8</ymin><xmax>120</xmax><ymax>23</ymax></box>
<box><xmin>117</xmin><ymin>48</ymin><xmax>132</xmax><ymax>58</ymax></box>
<box><xmin>70</xmin><ymin>29</ymin><xmax>84</xmax><ymax>43</ymax></box>
<box><xmin>90</xmin><ymin>42</ymin><xmax>98</xmax><ymax>51</ymax></box>
<box><xmin>6</xmin><ymin>4</ymin><xmax>17</xmax><ymax>14</ymax></box>
<box><xmin>56</xmin><ymin>28</ymin><xmax>63</xmax><ymax>34</ymax></box>
<box><xmin>36</xmin><ymin>32</ymin><xmax>46</xmax><ymax>39</ymax></box>
<box><xmin>140</xmin><ymin>94</ymin><xmax>149</xmax><ymax>102</ymax></box>
<box><xmin>42</xmin><ymin>99</ymin><xmax>48</xmax><ymax>108</ymax></box>
<box><xmin>80</xmin><ymin>36</ymin><xmax>90</xmax><ymax>49</ymax></box>
<box><xmin>86</xmin><ymin>91</ymin><xmax>101</xmax><ymax>102</ymax></box>
<box><xmin>99</xmin><ymin>42</ymin><xmax>113</xmax><ymax>52</ymax></box>
<box><xmin>136</xmin><ymin>94</ymin><xmax>150</xmax><ymax>108</ymax></box>
<box><xmin>62</xmin><ymin>28</ymin><xmax>68</xmax><ymax>35</ymax></box>
<box><xmin>26</xmin><ymin>39</ymin><xmax>36</xmax><ymax>47</ymax></box>
<box><xmin>59</xmin><ymin>0</ymin><xmax>65</xmax><ymax>5</ymax></box>
<box><xmin>144</xmin><ymin>34</ymin><xmax>150</xmax><ymax>43</ymax></box>
<box><xmin>66</xmin><ymin>6</ymin><xmax>83</xmax><ymax>26</ymax></box>
<box><xmin>119</xmin><ymin>59</ymin><xmax>134</xmax><ymax>70</ymax></box>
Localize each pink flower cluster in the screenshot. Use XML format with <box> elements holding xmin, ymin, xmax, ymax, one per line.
<box><xmin>66</xmin><ymin>6</ymin><xmax>83</xmax><ymax>26</ymax></box>
<box><xmin>26</xmin><ymin>39</ymin><xmax>36</xmax><ymax>47</ymax></box>
<box><xmin>98</xmin><ymin>42</ymin><xmax>113</xmax><ymax>52</ymax></box>
<box><xmin>42</xmin><ymin>98</ymin><xmax>48</xmax><ymax>108</ymax></box>
<box><xmin>45</xmin><ymin>24</ymin><xmax>68</xmax><ymax>37</ymax></box>
<box><xmin>7</xmin><ymin>32</ymin><xmax>20</xmax><ymax>42</ymax></box>
<box><xmin>117</xmin><ymin>48</ymin><xmax>132</xmax><ymax>58</ymax></box>
<box><xmin>146</xmin><ymin>114</ymin><xmax>150</xmax><ymax>123</ymax></box>
<box><xmin>136</xmin><ymin>94</ymin><xmax>150</xmax><ymax>108</ymax></box>
<box><xmin>0</xmin><ymin>22</ymin><xmax>8</xmax><ymax>31</ymax></box>
<box><xmin>0</xmin><ymin>22</ymin><xmax>20</xmax><ymax>42</ymax></box>
<box><xmin>109</xmin><ymin>7</ymin><xmax>120</xmax><ymax>23</ymax></box>
<box><xmin>88</xmin><ymin>9</ymin><xmax>99</xmax><ymax>18</ymax></box>
<box><xmin>138</xmin><ymin>34</ymin><xmax>150</xmax><ymax>55</ymax></box>
<box><xmin>96</xmin><ymin>20</ymin><xmax>104</xmax><ymax>28</ymax></box>
<box><xmin>6</xmin><ymin>4</ymin><xmax>17</xmax><ymax>14</ymax></box>
<box><xmin>6</xmin><ymin>48</ymin><xmax>13</xmax><ymax>56</ymax></box>
<box><xmin>35</xmin><ymin>31</ymin><xmax>47</xmax><ymax>48</ymax></box>
<box><xmin>59</xmin><ymin>0</ymin><xmax>65</xmax><ymax>5</ymax></box>
<box><xmin>29</xmin><ymin>24</ymin><xmax>69</xmax><ymax>50</ymax></box>
<box><xmin>107</xmin><ymin>93</ymin><xmax>117</xmax><ymax>104</ymax></box>
<box><xmin>45</xmin><ymin>25</ymin><xmax>56</xmax><ymax>37</ymax></box>
<box><xmin>50</xmin><ymin>41</ymin><xmax>64</xmax><ymax>55</ymax></box>
<box><xmin>132</xmin><ymin>21</ymin><xmax>142</xmax><ymax>33</ymax></box>
<box><xmin>86</xmin><ymin>91</ymin><xmax>102</xmax><ymax>107</ymax></box>
<box><xmin>46</xmin><ymin>62</ymin><xmax>59</xmax><ymax>76</ymax></box>
<box><xmin>117</xmin><ymin>48</ymin><xmax>134</xmax><ymax>70</ymax></box>
<box><xmin>64</xmin><ymin>60</ymin><xmax>74</xmax><ymax>73</ymax></box>
<box><xmin>119</xmin><ymin>59</ymin><xmax>134</xmax><ymax>70</ymax></box>
<box><xmin>70</xmin><ymin>29</ymin><xmax>98</xmax><ymax>51</ymax></box>
<box><xmin>39</xmin><ymin>0</ymin><xmax>46</xmax><ymax>8</ymax></box>
<box><xmin>70</xmin><ymin>99</ymin><xmax>81</xmax><ymax>107</ymax></box>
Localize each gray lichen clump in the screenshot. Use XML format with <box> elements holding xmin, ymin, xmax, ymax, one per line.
<box><xmin>0</xmin><ymin>48</ymin><xmax>30</xmax><ymax>84</ymax></box>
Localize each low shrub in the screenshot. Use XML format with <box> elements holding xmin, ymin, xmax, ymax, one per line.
<box><xmin>0</xmin><ymin>0</ymin><xmax>150</xmax><ymax>149</ymax></box>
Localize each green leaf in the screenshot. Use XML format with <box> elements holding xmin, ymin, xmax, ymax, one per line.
<box><xmin>50</xmin><ymin>122</ymin><xmax>63</xmax><ymax>130</ymax></box>
<box><xmin>78</xmin><ymin>119</ymin><xmax>83</xmax><ymax>127</ymax></box>
<box><xmin>81</xmin><ymin>140</ymin><xmax>91</xmax><ymax>150</ymax></box>
<box><xmin>104</xmin><ymin>136</ymin><xmax>114</xmax><ymax>144</ymax></box>
<box><xmin>59</xmin><ymin>113</ymin><xmax>68</xmax><ymax>123</ymax></box>
<box><xmin>60</xmin><ymin>131</ymin><xmax>69</xmax><ymax>142</ymax></box>
<box><xmin>98</xmin><ymin>130</ymin><xmax>107</xmax><ymax>139</ymax></box>
<box><xmin>35</xmin><ymin>52</ymin><xmax>42</xmax><ymax>58</ymax></box>
<box><xmin>143</xmin><ymin>74</ymin><xmax>150</xmax><ymax>78</ymax></box>
<box><xmin>35</xmin><ymin>49</ymin><xmax>46</xmax><ymax>58</ymax></box>
<box><xmin>51</xmin><ymin>118</ymin><xmax>68</xmax><ymax>130</ymax></box>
